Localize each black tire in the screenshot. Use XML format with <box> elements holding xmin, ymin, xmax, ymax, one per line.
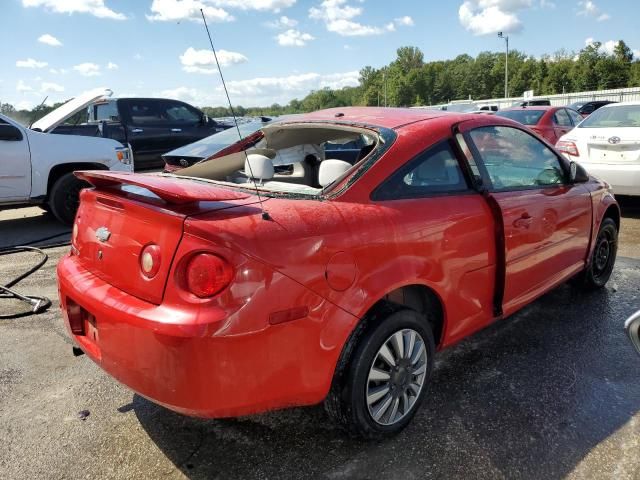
<box><xmin>324</xmin><ymin>307</ymin><xmax>435</xmax><ymax>439</ymax></box>
<box><xmin>48</xmin><ymin>172</ymin><xmax>89</xmax><ymax>226</ymax></box>
<box><xmin>575</xmin><ymin>217</ymin><xmax>618</xmax><ymax>290</ymax></box>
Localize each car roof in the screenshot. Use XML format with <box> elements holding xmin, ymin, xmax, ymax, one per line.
<box><xmin>499</xmin><ymin>106</ymin><xmax>556</xmax><ymax>112</ymax></box>
<box><xmin>600</xmin><ymin>100</ymin><xmax>640</xmax><ymax>107</ymax></box>
<box><xmin>289</xmin><ymin>107</ymin><xmax>470</xmax><ymax>130</ymax></box>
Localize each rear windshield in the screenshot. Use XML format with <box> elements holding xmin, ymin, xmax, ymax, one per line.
<box><xmin>579</xmin><ymin>105</ymin><xmax>640</xmax><ymax>128</ymax></box>
<box><xmin>495</xmin><ymin>109</ymin><xmax>545</xmax><ymax>125</ymax></box>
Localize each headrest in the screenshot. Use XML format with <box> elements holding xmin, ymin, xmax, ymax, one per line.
<box><xmin>244</xmin><ymin>154</ymin><xmax>274</xmax><ymax>182</ymax></box>
<box><xmin>318</xmin><ymin>159</ymin><xmax>352</xmax><ymax>187</ymax></box>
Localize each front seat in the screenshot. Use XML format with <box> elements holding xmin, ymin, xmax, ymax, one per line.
<box><xmin>318</xmin><ymin>159</ymin><xmax>352</xmax><ymax>187</ymax></box>
<box><xmin>244</xmin><ymin>154</ymin><xmax>274</xmax><ymax>185</ymax></box>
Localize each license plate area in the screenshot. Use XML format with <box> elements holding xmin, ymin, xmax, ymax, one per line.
<box><xmin>589</xmin><ymin>145</ymin><xmax>640</xmax><ymax>163</ymax></box>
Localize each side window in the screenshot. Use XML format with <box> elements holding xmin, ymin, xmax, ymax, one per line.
<box><xmin>567</xmin><ymin>109</ymin><xmax>583</xmax><ymax>125</ymax></box>
<box><xmin>94</xmin><ymin>102</ymin><xmax>119</xmax><ymax>122</ymax></box>
<box><xmin>554</xmin><ymin>109</ymin><xmax>572</xmax><ymax>127</ymax></box>
<box><xmin>468</xmin><ymin>126</ymin><xmax>566</xmax><ymax>190</ymax></box>
<box><xmin>126</xmin><ymin>100</ymin><xmax>168</xmax><ymax>125</ymax></box>
<box><xmin>162</xmin><ymin>102</ymin><xmax>201</xmax><ymax>123</ymax></box>
<box><xmin>372</xmin><ymin>140</ymin><xmax>468</xmax><ymax>200</ymax></box>
<box><xmin>581</xmin><ymin>104</ymin><xmax>595</xmax><ymax>114</ymax></box>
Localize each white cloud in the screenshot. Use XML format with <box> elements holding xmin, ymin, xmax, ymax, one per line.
<box><xmin>16</xmin><ymin>80</ymin><xmax>33</xmax><ymax>93</ymax></box>
<box><xmin>276</xmin><ymin>29</ymin><xmax>315</xmax><ymax>46</ymax></box>
<box><xmin>267</xmin><ymin>15</ymin><xmax>298</xmax><ymax>28</ymax></box>
<box><xmin>394</xmin><ymin>16</ymin><xmax>414</xmax><ymax>26</ymax></box>
<box><xmin>179</xmin><ymin>46</ymin><xmax>248</xmax><ymax>74</ymax></box>
<box><xmin>147</xmin><ymin>0</ymin><xmax>233</xmax><ymax>22</ymax></box>
<box><xmin>160</xmin><ymin>86</ymin><xmax>202</xmax><ymax>103</ymax></box>
<box><xmin>225</xmin><ymin>71</ymin><xmax>359</xmax><ymax>98</ymax></box>
<box><xmin>38</xmin><ymin>33</ymin><xmax>62</xmax><ymax>46</ymax></box>
<box><xmin>22</xmin><ymin>0</ymin><xmax>126</xmax><ymax>20</ymax></box>
<box><xmin>107</xmin><ymin>62</ymin><xmax>119</xmax><ymax>70</ymax></box>
<box><xmin>157</xmin><ymin>70</ymin><xmax>359</xmax><ymax>107</ymax></box>
<box><xmin>213</xmin><ymin>0</ymin><xmax>296</xmax><ymax>11</ymax></box>
<box><xmin>459</xmin><ymin>0</ymin><xmax>532</xmax><ymax>36</ymax></box>
<box><xmin>310</xmin><ymin>0</ymin><xmax>401</xmax><ymax>36</ymax></box>
<box><xmin>73</xmin><ymin>62</ymin><xmax>101</xmax><ymax>76</ymax></box>
<box><xmin>577</xmin><ymin>1</ymin><xmax>610</xmax><ymax>21</ymax></box>
<box><xmin>147</xmin><ymin>0</ymin><xmax>295</xmax><ymax>23</ymax></box>
<box><xmin>133</xmin><ymin>53</ymin><xmax>143</xmax><ymax>60</ymax></box>
<box><xmin>16</xmin><ymin>58</ymin><xmax>48</xmax><ymax>68</ymax></box>
<box><xmin>40</xmin><ymin>81</ymin><xmax>64</xmax><ymax>93</ymax></box>
<box><xmin>585</xmin><ymin>38</ymin><xmax>639</xmax><ymax>59</ymax></box>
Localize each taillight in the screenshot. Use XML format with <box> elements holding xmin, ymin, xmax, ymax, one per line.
<box><xmin>556</xmin><ymin>140</ymin><xmax>579</xmax><ymax>156</ymax></box>
<box><xmin>140</xmin><ymin>244</ymin><xmax>161</xmax><ymax>279</ymax></box>
<box><xmin>185</xmin><ymin>253</ymin><xmax>233</xmax><ymax>298</ymax></box>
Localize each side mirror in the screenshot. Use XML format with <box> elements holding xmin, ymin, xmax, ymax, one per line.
<box><xmin>0</xmin><ymin>124</ymin><xmax>23</xmax><ymax>141</ymax></box>
<box><xmin>570</xmin><ymin>161</ymin><xmax>589</xmax><ymax>183</ymax></box>
<box><xmin>625</xmin><ymin>310</ymin><xmax>640</xmax><ymax>356</ymax></box>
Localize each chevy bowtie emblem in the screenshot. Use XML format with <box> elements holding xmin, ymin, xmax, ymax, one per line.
<box><xmin>608</xmin><ymin>136</ymin><xmax>621</xmax><ymax>145</ymax></box>
<box><xmin>95</xmin><ymin>226</ymin><xmax>111</xmax><ymax>242</ymax></box>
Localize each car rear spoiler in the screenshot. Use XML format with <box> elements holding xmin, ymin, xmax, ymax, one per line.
<box><xmin>75</xmin><ymin>171</ymin><xmax>250</xmax><ymax>205</ymax></box>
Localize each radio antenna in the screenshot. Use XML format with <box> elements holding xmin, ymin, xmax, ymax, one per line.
<box><xmin>200</xmin><ymin>8</ymin><xmax>270</xmax><ymax>221</ymax></box>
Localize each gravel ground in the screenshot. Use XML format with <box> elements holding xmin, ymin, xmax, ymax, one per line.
<box><xmin>1</xmin><ymin>200</ymin><xmax>639</xmax><ymax>480</ymax></box>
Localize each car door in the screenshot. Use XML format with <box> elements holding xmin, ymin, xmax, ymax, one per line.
<box><xmin>161</xmin><ymin>100</ymin><xmax>211</xmax><ymax>147</ymax></box>
<box><xmin>552</xmin><ymin>109</ymin><xmax>573</xmax><ymax>144</ymax></box>
<box><xmin>119</xmin><ymin>99</ymin><xmax>174</xmax><ymax>169</ymax></box>
<box><xmin>0</xmin><ymin>117</ymin><xmax>30</xmax><ymax>201</ymax></box>
<box><xmin>461</xmin><ymin>124</ymin><xmax>592</xmax><ymax>315</ymax></box>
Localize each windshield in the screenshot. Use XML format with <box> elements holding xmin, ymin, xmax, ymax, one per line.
<box><xmin>579</xmin><ymin>105</ymin><xmax>640</xmax><ymax>128</ymax></box>
<box><xmin>495</xmin><ymin>109</ymin><xmax>545</xmax><ymax>125</ymax></box>
<box><xmin>166</xmin><ymin>121</ymin><xmax>266</xmax><ymax>159</ymax></box>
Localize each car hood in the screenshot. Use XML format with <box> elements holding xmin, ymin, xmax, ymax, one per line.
<box><xmin>31</xmin><ymin>87</ymin><xmax>112</xmax><ymax>133</ymax></box>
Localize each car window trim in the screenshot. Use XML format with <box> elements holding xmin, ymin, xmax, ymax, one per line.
<box><xmin>460</xmin><ymin>124</ymin><xmax>571</xmax><ymax>193</ymax></box>
<box><xmin>370</xmin><ymin>138</ymin><xmax>475</xmax><ymax>202</ymax></box>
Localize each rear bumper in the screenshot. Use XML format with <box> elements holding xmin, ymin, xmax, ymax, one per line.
<box><xmin>57</xmin><ymin>253</ymin><xmax>358</xmax><ymax>418</ymax></box>
<box><xmin>580</xmin><ymin>162</ymin><xmax>640</xmax><ymax>196</ymax></box>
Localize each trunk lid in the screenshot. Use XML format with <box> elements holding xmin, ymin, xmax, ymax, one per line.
<box><xmin>580</xmin><ymin>127</ymin><xmax>640</xmax><ymax>164</ymax></box>
<box><xmin>72</xmin><ymin>171</ymin><xmax>259</xmax><ymax>304</ymax></box>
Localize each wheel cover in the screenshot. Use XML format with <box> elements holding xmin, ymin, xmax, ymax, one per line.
<box><xmin>366</xmin><ymin>328</ymin><xmax>428</xmax><ymax>426</ymax></box>
<box><xmin>593</xmin><ymin>228</ymin><xmax>615</xmax><ymax>280</ymax></box>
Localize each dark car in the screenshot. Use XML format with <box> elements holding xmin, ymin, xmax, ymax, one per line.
<box><xmin>49</xmin><ymin>97</ymin><xmax>232</xmax><ymax>170</ymax></box>
<box><xmin>568</xmin><ymin>100</ymin><xmax>617</xmax><ymax>117</ymax></box>
<box><xmin>495</xmin><ymin>106</ymin><xmax>583</xmax><ymax>145</ymax></box>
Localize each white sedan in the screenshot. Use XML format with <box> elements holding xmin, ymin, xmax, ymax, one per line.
<box><xmin>556</xmin><ymin>101</ymin><xmax>640</xmax><ymax>196</ymax></box>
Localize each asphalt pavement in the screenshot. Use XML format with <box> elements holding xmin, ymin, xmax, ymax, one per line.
<box><xmin>1</xmin><ymin>200</ymin><xmax>639</xmax><ymax>480</ymax></box>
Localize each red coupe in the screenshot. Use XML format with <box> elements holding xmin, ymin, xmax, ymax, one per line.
<box><xmin>495</xmin><ymin>106</ymin><xmax>584</xmax><ymax>145</ymax></box>
<box><xmin>57</xmin><ymin>107</ymin><xmax>619</xmax><ymax>438</ymax></box>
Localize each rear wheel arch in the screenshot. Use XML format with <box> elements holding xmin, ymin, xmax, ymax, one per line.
<box><xmin>331</xmin><ymin>283</ymin><xmax>446</xmax><ymax>394</ymax></box>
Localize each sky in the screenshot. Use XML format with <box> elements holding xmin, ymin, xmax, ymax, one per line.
<box><xmin>2</xmin><ymin>0</ymin><xmax>640</xmax><ymax>110</ymax></box>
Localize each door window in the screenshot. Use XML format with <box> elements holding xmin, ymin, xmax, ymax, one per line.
<box><xmin>126</xmin><ymin>100</ymin><xmax>167</xmax><ymax>125</ymax></box>
<box><xmin>163</xmin><ymin>102</ymin><xmax>201</xmax><ymax>123</ymax></box>
<box><xmin>567</xmin><ymin>109</ymin><xmax>583</xmax><ymax>125</ymax></box>
<box><xmin>468</xmin><ymin>126</ymin><xmax>566</xmax><ymax>190</ymax></box>
<box><xmin>553</xmin><ymin>109</ymin><xmax>572</xmax><ymax>127</ymax></box>
<box><xmin>372</xmin><ymin>140</ymin><xmax>468</xmax><ymax>200</ymax></box>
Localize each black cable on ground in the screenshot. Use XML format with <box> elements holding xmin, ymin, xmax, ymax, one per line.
<box><xmin>0</xmin><ymin>246</ymin><xmax>55</xmax><ymax>319</ymax></box>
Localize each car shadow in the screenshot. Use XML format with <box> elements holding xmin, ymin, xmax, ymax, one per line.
<box><xmin>132</xmin><ymin>260</ymin><xmax>640</xmax><ymax>479</ymax></box>
<box><xmin>0</xmin><ymin>208</ymin><xmax>70</xmax><ymax>249</ymax></box>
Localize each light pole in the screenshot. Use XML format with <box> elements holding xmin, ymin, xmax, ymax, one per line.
<box><xmin>498</xmin><ymin>32</ymin><xmax>509</xmax><ymax>99</ymax></box>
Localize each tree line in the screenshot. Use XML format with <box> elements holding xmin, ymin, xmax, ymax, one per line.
<box><xmin>3</xmin><ymin>40</ymin><xmax>639</xmax><ymax>124</ymax></box>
